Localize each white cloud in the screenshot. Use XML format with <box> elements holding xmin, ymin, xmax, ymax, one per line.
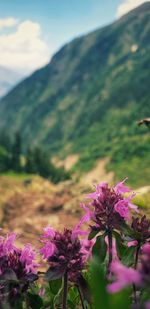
<box><xmin>0</xmin><ymin>17</ymin><xmax>18</xmax><ymax>30</ymax></box>
<box><xmin>117</xmin><ymin>0</ymin><xmax>150</xmax><ymax>18</ymax></box>
<box><xmin>0</xmin><ymin>19</ymin><xmax>50</xmax><ymax>74</ymax></box>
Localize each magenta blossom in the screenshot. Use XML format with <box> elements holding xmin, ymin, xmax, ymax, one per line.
<box><xmin>127</xmin><ymin>240</ymin><xmax>138</xmax><ymax>248</ymax></box>
<box><xmin>145</xmin><ymin>301</ymin><xmax>150</xmax><ymax>309</ymax></box>
<box><xmin>107</xmin><ymin>261</ymin><xmax>141</xmax><ymax>293</ymax></box>
<box><xmin>114</xmin><ymin>178</ymin><xmax>130</xmax><ymax>194</ymax></box>
<box><xmin>139</xmin><ymin>243</ymin><xmax>150</xmax><ymax>284</ymax></box>
<box><xmin>0</xmin><ymin>232</ymin><xmax>38</xmax><ymax>303</ymax></box>
<box><xmin>131</xmin><ymin>216</ymin><xmax>150</xmax><ymax>243</ymax></box>
<box><xmin>127</xmin><ymin>216</ymin><xmax>150</xmax><ymax>253</ymax></box>
<box><xmin>83</xmin><ymin>179</ymin><xmax>137</xmax><ymax>233</ymax></box>
<box><xmin>40</xmin><ymin>226</ymin><xmax>94</xmax><ymax>282</ymax></box>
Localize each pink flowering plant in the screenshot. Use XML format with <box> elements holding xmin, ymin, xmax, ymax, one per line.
<box><xmin>40</xmin><ymin>226</ymin><xmax>93</xmax><ymax>308</ymax></box>
<box><xmin>0</xmin><ymin>178</ymin><xmax>150</xmax><ymax>309</ymax></box>
<box><xmin>0</xmin><ymin>232</ymin><xmax>39</xmax><ymax>308</ymax></box>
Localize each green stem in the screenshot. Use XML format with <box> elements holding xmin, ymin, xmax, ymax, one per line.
<box><xmin>62</xmin><ymin>272</ymin><xmax>68</xmax><ymax>309</ymax></box>
<box><xmin>108</xmin><ymin>230</ymin><xmax>113</xmax><ymax>271</ymax></box>
<box><xmin>77</xmin><ymin>285</ymin><xmax>86</xmax><ymax>309</ymax></box>
<box><xmin>133</xmin><ymin>244</ymin><xmax>140</xmax><ymax>304</ymax></box>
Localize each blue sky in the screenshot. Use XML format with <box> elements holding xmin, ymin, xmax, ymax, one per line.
<box><xmin>0</xmin><ymin>0</ymin><xmax>148</xmax><ymax>74</ymax></box>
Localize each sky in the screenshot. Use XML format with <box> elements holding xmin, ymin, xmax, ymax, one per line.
<box><xmin>0</xmin><ymin>0</ymin><xmax>149</xmax><ymax>75</ymax></box>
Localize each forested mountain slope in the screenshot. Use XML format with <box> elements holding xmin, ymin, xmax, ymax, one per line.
<box><xmin>0</xmin><ymin>3</ymin><xmax>150</xmax><ymax>186</ymax></box>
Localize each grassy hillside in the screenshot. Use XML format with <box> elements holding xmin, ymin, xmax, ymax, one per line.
<box><xmin>0</xmin><ymin>3</ymin><xmax>150</xmax><ymax>186</ymax></box>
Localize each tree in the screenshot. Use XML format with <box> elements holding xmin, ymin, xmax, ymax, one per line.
<box><xmin>11</xmin><ymin>132</ymin><xmax>22</xmax><ymax>172</ymax></box>
<box><xmin>24</xmin><ymin>146</ymin><xmax>70</xmax><ymax>183</ymax></box>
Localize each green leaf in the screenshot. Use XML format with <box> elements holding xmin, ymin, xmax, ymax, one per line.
<box><xmin>27</xmin><ymin>293</ymin><xmax>43</xmax><ymax>309</ymax></box>
<box><xmin>0</xmin><ymin>268</ymin><xmax>18</xmax><ymax>283</ymax></box>
<box><xmin>68</xmin><ymin>286</ymin><xmax>79</xmax><ymax>303</ymax></box>
<box><xmin>78</xmin><ymin>274</ymin><xmax>91</xmax><ymax>305</ymax></box>
<box><xmin>45</xmin><ymin>267</ymin><xmax>65</xmax><ymax>281</ymax></box>
<box><xmin>122</xmin><ymin>223</ymin><xmax>141</xmax><ymax>240</ymax></box>
<box><xmin>110</xmin><ymin>289</ymin><xmax>131</xmax><ymax>309</ymax></box>
<box><xmin>90</xmin><ymin>258</ymin><xmax>110</xmax><ymax>309</ymax></box>
<box><xmin>68</xmin><ymin>299</ymin><xmax>76</xmax><ymax>309</ymax></box>
<box><xmin>113</xmin><ymin>231</ymin><xmax>136</xmax><ymax>266</ymax></box>
<box><xmin>49</xmin><ymin>278</ymin><xmax>62</xmax><ymax>295</ymax></box>
<box><xmin>13</xmin><ymin>297</ymin><xmax>24</xmax><ymax>309</ymax></box>
<box><xmin>121</xmin><ymin>247</ymin><xmax>136</xmax><ymax>266</ymax></box>
<box><xmin>88</xmin><ymin>230</ymin><xmax>99</xmax><ymax>240</ymax></box>
<box><xmin>92</xmin><ymin>235</ymin><xmax>107</xmax><ymax>263</ymax></box>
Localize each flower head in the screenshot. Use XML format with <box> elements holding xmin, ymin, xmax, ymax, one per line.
<box><xmin>40</xmin><ymin>226</ymin><xmax>93</xmax><ymax>282</ymax></box>
<box><xmin>0</xmin><ymin>232</ymin><xmax>38</xmax><ymax>303</ymax></box>
<box><xmin>107</xmin><ymin>261</ymin><xmax>141</xmax><ymax>293</ymax></box>
<box><xmin>139</xmin><ymin>243</ymin><xmax>150</xmax><ymax>284</ymax></box>
<box><xmin>84</xmin><ymin>179</ymin><xmax>137</xmax><ymax>233</ymax></box>
<box><xmin>131</xmin><ymin>216</ymin><xmax>150</xmax><ymax>243</ymax></box>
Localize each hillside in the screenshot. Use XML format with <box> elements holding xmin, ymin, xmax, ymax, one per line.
<box><xmin>0</xmin><ymin>3</ymin><xmax>150</xmax><ymax>186</ymax></box>
<box><xmin>0</xmin><ymin>65</ymin><xmax>22</xmax><ymax>97</ymax></box>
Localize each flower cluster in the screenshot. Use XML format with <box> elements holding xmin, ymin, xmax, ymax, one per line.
<box><xmin>108</xmin><ymin>243</ymin><xmax>150</xmax><ymax>294</ymax></box>
<box><xmin>131</xmin><ymin>216</ymin><xmax>150</xmax><ymax>243</ymax></box>
<box><xmin>140</xmin><ymin>243</ymin><xmax>150</xmax><ymax>284</ymax></box>
<box><xmin>107</xmin><ymin>261</ymin><xmax>141</xmax><ymax>293</ymax></box>
<box><xmin>0</xmin><ymin>232</ymin><xmax>38</xmax><ymax>303</ymax></box>
<box><xmin>40</xmin><ymin>226</ymin><xmax>93</xmax><ymax>282</ymax></box>
<box><xmin>83</xmin><ymin>179</ymin><xmax>137</xmax><ymax>233</ymax></box>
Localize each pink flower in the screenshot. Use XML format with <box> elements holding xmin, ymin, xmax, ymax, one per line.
<box><xmin>80</xmin><ymin>239</ymin><xmax>95</xmax><ymax>262</ymax></box>
<box><xmin>41</xmin><ymin>227</ymin><xmax>94</xmax><ymax>282</ymax></box>
<box><xmin>86</xmin><ymin>182</ymin><xmax>108</xmax><ymax>200</ymax></box>
<box><xmin>72</xmin><ymin>203</ymin><xmax>93</xmax><ymax>238</ymax></box>
<box><xmin>115</xmin><ymin>196</ymin><xmax>138</xmax><ymax>219</ymax></box>
<box><xmin>127</xmin><ymin>240</ymin><xmax>138</xmax><ymax>247</ymax></box>
<box><xmin>114</xmin><ymin>200</ymin><xmax>129</xmax><ymax>219</ymax></box>
<box><xmin>145</xmin><ymin>301</ymin><xmax>150</xmax><ymax>309</ymax></box>
<box><xmin>0</xmin><ymin>233</ymin><xmax>18</xmax><ymax>256</ymax></box>
<box><xmin>131</xmin><ymin>216</ymin><xmax>150</xmax><ymax>242</ymax></box>
<box><xmin>82</xmin><ymin>179</ymin><xmax>137</xmax><ymax>233</ymax></box>
<box><xmin>107</xmin><ymin>261</ymin><xmax>141</xmax><ymax>293</ymax></box>
<box><xmin>20</xmin><ymin>244</ymin><xmax>39</xmax><ymax>273</ymax></box>
<box><xmin>114</xmin><ymin>178</ymin><xmax>130</xmax><ymax>194</ymax></box>
<box><xmin>0</xmin><ymin>231</ymin><xmax>39</xmax><ymax>301</ymax></box>
<box><xmin>142</xmin><ymin>243</ymin><xmax>150</xmax><ymax>255</ymax></box>
<box><xmin>43</xmin><ymin>226</ymin><xmax>56</xmax><ymax>238</ymax></box>
<box><xmin>40</xmin><ymin>241</ymin><xmax>56</xmax><ymax>259</ymax></box>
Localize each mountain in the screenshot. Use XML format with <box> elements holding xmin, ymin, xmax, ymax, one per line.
<box><xmin>0</xmin><ymin>3</ymin><xmax>150</xmax><ymax>187</ymax></box>
<box><xmin>0</xmin><ymin>66</ymin><xmax>22</xmax><ymax>98</ymax></box>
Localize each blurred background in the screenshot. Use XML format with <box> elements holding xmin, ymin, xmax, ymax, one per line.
<box><xmin>0</xmin><ymin>0</ymin><xmax>149</xmax><ymax>244</ymax></box>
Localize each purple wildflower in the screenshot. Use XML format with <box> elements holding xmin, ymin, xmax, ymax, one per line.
<box><xmin>40</xmin><ymin>226</ymin><xmax>94</xmax><ymax>283</ymax></box>
<box><xmin>131</xmin><ymin>216</ymin><xmax>150</xmax><ymax>243</ymax></box>
<box><xmin>107</xmin><ymin>261</ymin><xmax>141</xmax><ymax>293</ymax></box>
<box><xmin>114</xmin><ymin>178</ymin><xmax>130</xmax><ymax>194</ymax></box>
<box><xmin>84</xmin><ymin>179</ymin><xmax>137</xmax><ymax>233</ymax></box>
<box><xmin>127</xmin><ymin>240</ymin><xmax>138</xmax><ymax>248</ymax></box>
<box><xmin>0</xmin><ymin>232</ymin><xmax>38</xmax><ymax>303</ymax></box>
<box><xmin>145</xmin><ymin>301</ymin><xmax>150</xmax><ymax>309</ymax></box>
<box><xmin>139</xmin><ymin>243</ymin><xmax>150</xmax><ymax>284</ymax></box>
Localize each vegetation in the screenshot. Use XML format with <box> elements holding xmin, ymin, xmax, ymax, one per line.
<box><xmin>0</xmin><ymin>132</ymin><xmax>70</xmax><ymax>183</ymax></box>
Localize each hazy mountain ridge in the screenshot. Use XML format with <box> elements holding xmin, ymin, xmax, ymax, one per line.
<box><xmin>0</xmin><ymin>2</ymin><xmax>150</xmax><ymax>186</ymax></box>
<box><xmin>0</xmin><ymin>66</ymin><xmax>22</xmax><ymax>97</ymax></box>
